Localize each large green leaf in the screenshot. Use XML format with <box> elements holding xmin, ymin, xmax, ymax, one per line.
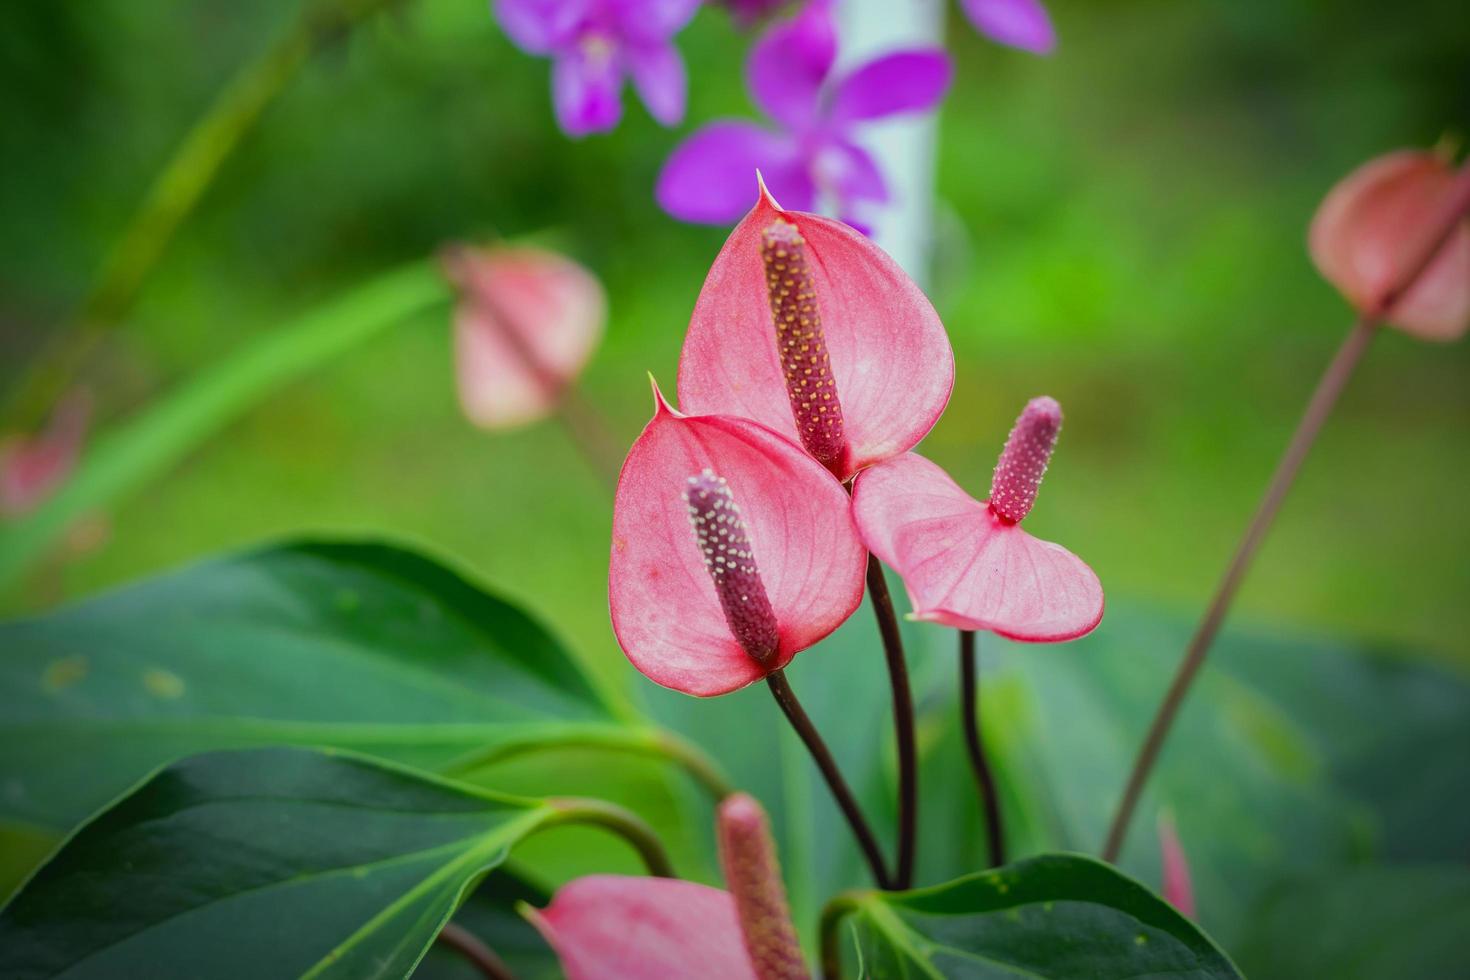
<box><xmin>0</xmin><ymin>747</ymin><xmax>569</xmax><ymax>980</ymax></box>
<box><xmin>1228</xmin><ymin>863</ymin><xmax>1470</xmax><ymax>980</ymax></box>
<box><xmin>0</xmin><ymin>539</ymin><xmax>641</xmax><ymax>840</ymax></box>
<box><xmin>829</xmin><ymin>854</ymin><xmax>1240</xmax><ymax>979</ymax></box>
<box><xmin>0</xmin><ymin>260</ymin><xmax>450</xmax><ymax>589</ymax></box>
<box><xmin>1232</xmin><ymin>864</ymin><xmax>1470</xmax><ymax>979</ymax></box>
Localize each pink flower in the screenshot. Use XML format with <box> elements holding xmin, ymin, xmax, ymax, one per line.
<box><xmin>1157</xmin><ymin>811</ymin><xmax>1196</xmax><ymax>919</ymax></box>
<box><xmin>493</xmin><ymin>0</ymin><xmax>700</xmax><ymax>136</ymax></box>
<box><xmin>1309</xmin><ymin>149</ymin><xmax>1470</xmax><ymax>342</ymax></box>
<box><xmin>609</xmin><ymin>381</ymin><xmax>865</xmax><ymax>696</ymax></box>
<box><xmin>657</xmin><ymin>0</ymin><xmax>951</xmax><ymax>231</ymax></box>
<box><xmin>1</xmin><ymin>390</ymin><xmax>91</xmax><ymax>518</ymax></box>
<box><xmin>852</xmin><ymin>397</ymin><xmax>1103</xmax><ymax>641</ymax></box>
<box><xmin>528</xmin><ymin>793</ymin><xmax>807</xmax><ymax>980</ymax></box>
<box><xmin>959</xmin><ymin>0</ymin><xmax>1055</xmax><ymax>54</ymax></box>
<box><xmin>442</xmin><ymin>245</ymin><xmax>605</xmax><ymax>430</ymax></box>
<box><xmin>676</xmin><ymin>181</ymin><xmax>953</xmax><ymax>482</ymax></box>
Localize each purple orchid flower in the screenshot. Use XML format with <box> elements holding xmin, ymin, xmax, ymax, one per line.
<box><xmin>656</xmin><ymin>0</ymin><xmax>951</xmax><ymax>230</ymax></box>
<box><xmin>961</xmin><ymin>0</ymin><xmax>1055</xmax><ymax>54</ymax></box>
<box><xmin>493</xmin><ymin>0</ymin><xmax>700</xmax><ymax>136</ymax></box>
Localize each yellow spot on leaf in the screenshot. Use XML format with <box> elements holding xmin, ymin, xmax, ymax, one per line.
<box><xmin>1135</xmin><ymin>934</ymin><xmax>1149</xmax><ymax>946</ymax></box>
<box><xmin>42</xmin><ymin>656</ymin><xmax>88</xmax><ymax>692</ymax></box>
<box><xmin>143</xmin><ymin>668</ymin><xmax>185</xmax><ymax>700</ymax></box>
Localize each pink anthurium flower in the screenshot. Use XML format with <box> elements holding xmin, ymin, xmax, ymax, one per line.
<box><xmin>609</xmin><ymin>380</ymin><xmax>865</xmax><ymax>696</ymax></box>
<box><xmin>676</xmin><ymin>181</ymin><xmax>953</xmax><ymax>483</ymax></box>
<box><xmin>1</xmin><ymin>389</ymin><xmax>90</xmax><ymax>518</ymax></box>
<box><xmin>1157</xmin><ymin>811</ymin><xmax>1197</xmax><ymax>919</ymax></box>
<box><xmin>442</xmin><ymin>244</ymin><xmax>606</xmax><ymax>430</ymax></box>
<box><xmin>657</xmin><ymin>0</ymin><xmax>951</xmax><ymax>231</ymax></box>
<box><xmin>959</xmin><ymin>0</ymin><xmax>1056</xmax><ymax>54</ymax></box>
<box><xmin>527</xmin><ymin>793</ymin><xmax>807</xmax><ymax>980</ymax></box>
<box><xmin>493</xmin><ymin>0</ymin><xmax>700</xmax><ymax>136</ymax></box>
<box><xmin>1309</xmin><ymin>149</ymin><xmax>1470</xmax><ymax>342</ymax></box>
<box><xmin>852</xmin><ymin>397</ymin><xmax>1103</xmax><ymax>640</ymax></box>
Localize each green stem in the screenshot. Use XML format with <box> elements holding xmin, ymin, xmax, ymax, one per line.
<box><xmin>6</xmin><ymin>0</ymin><xmax>402</xmax><ymax>428</ymax></box>
<box><xmin>543</xmin><ymin>797</ymin><xmax>675</xmax><ymax>878</ymax></box>
<box><xmin>442</xmin><ymin>725</ymin><xmax>736</xmax><ymax>801</ymax></box>
<box><xmin>818</xmin><ymin>892</ymin><xmax>865</xmax><ymax>980</ymax></box>
<box><xmin>0</xmin><ymin>260</ymin><xmax>450</xmax><ymax>588</ymax></box>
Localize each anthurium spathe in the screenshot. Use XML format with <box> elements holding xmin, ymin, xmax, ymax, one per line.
<box><xmin>1309</xmin><ymin>149</ymin><xmax>1470</xmax><ymax>342</ymax></box>
<box><xmin>852</xmin><ymin>397</ymin><xmax>1102</xmax><ymax>641</ymax></box>
<box><xmin>527</xmin><ymin>792</ymin><xmax>807</xmax><ymax>980</ymax></box>
<box><xmin>676</xmin><ymin>182</ymin><xmax>953</xmax><ymax>483</ymax></box>
<box><xmin>1158</xmin><ymin>811</ymin><xmax>1197</xmax><ymax>919</ymax></box>
<box><xmin>441</xmin><ymin>244</ymin><xmax>605</xmax><ymax>430</ymax></box>
<box><xmin>609</xmin><ymin>381</ymin><xmax>865</xmax><ymax>696</ymax></box>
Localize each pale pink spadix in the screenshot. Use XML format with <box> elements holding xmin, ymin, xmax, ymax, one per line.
<box><xmin>442</xmin><ymin>244</ymin><xmax>605</xmax><ymax>429</ymax></box>
<box><xmin>677</xmin><ymin>179</ymin><xmax>953</xmax><ymax>482</ymax></box>
<box><xmin>718</xmin><ymin>794</ymin><xmax>808</xmax><ymax>980</ymax></box>
<box><xmin>851</xmin><ymin>397</ymin><xmax>1102</xmax><ymax>641</ymax></box>
<box><xmin>609</xmin><ymin>379</ymin><xmax>865</xmax><ymax>696</ymax></box>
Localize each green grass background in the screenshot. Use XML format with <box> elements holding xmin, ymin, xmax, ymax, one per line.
<box><xmin>1</xmin><ymin>0</ymin><xmax>1466</xmax><ymax>689</ymax></box>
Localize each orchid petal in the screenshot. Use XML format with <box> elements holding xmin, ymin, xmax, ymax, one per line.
<box><xmin>444</xmin><ymin>246</ymin><xmax>605</xmax><ymax>430</ymax></box>
<box><xmin>1309</xmin><ymin>149</ymin><xmax>1470</xmax><ymax>342</ymax></box>
<box><xmin>608</xmin><ymin>0</ymin><xmax>703</xmax><ymax>44</ymax></box>
<box><xmin>1158</xmin><ymin>812</ymin><xmax>1197</xmax><ymax>919</ymax></box>
<box><xmin>818</xmin><ymin>138</ymin><xmax>888</xmax><ymax>207</ymax></box>
<box><xmin>828</xmin><ymin>50</ymin><xmax>953</xmax><ymax>126</ymax></box>
<box><xmin>552</xmin><ymin>40</ymin><xmax>625</xmax><ymax>136</ymax></box>
<box><xmin>852</xmin><ymin>453</ymin><xmax>1102</xmax><ymax>641</ymax></box>
<box><xmin>746</xmin><ymin>0</ymin><xmax>836</xmax><ymax>130</ymax></box>
<box><xmin>657</xmin><ymin>124</ymin><xmax>810</xmax><ymax>223</ymax></box>
<box><xmin>609</xmin><ymin>383</ymin><xmax>865</xmax><ymax>697</ymax></box>
<box><xmin>493</xmin><ymin>0</ymin><xmax>589</xmax><ymax>54</ymax></box>
<box><xmin>0</xmin><ymin>390</ymin><xmax>91</xmax><ymax>518</ymax></box>
<box><xmin>677</xmin><ymin>184</ymin><xmax>953</xmax><ymax>481</ymax></box>
<box><xmin>528</xmin><ymin>875</ymin><xmax>758</xmax><ymax>980</ymax></box>
<box><xmin>626</xmin><ymin>41</ymin><xmax>687</xmax><ymax>126</ymax></box>
<box><xmin>959</xmin><ymin>0</ymin><xmax>1056</xmax><ymax>54</ymax></box>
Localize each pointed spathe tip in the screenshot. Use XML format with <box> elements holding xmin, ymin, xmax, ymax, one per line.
<box><xmin>754</xmin><ymin>170</ymin><xmax>784</xmax><ymax>214</ymax></box>
<box><xmin>647</xmin><ymin>373</ymin><xmax>680</xmax><ymax>419</ymax></box>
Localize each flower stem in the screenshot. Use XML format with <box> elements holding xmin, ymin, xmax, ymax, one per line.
<box><xmin>959</xmin><ymin>630</ymin><xmax>1005</xmax><ymax>867</ymax></box>
<box><xmin>767</xmin><ymin>670</ymin><xmax>892</xmax><ymax>889</ymax></box>
<box><xmin>4</xmin><ymin>0</ymin><xmax>401</xmax><ymax>430</ymax></box>
<box><xmin>863</xmin><ymin>555</ymin><xmax>918</xmax><ymax>889</ymax></box>
<box><xmin>818</xmin><ymin>892</ymin><xmax>864</xmax><ymax>980</ymax></box>
<box><xmin>544</xmin><ymin>797</ymin><xmax>675</xmax><ymax>878</ymax></box>
<box><xmin>1102</xmin><ymin>160</ymin><xmax>1470</xmax><ymax>863</ymax></box>
<box><xmin>435</xmin><ymin>923</ymin><xmax>515</xmax><ymax>980</ymax></box>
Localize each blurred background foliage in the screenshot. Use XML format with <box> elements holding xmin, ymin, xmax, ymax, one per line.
<box><xmin>1</xmin><ymin>0</ymin><xmax>1467</xmax><ymax>694</ymax></box>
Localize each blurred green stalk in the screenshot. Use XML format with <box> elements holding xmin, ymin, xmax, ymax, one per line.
<box><xmin>0</xmin><ymin>260</ymin><xmax>450</xmax><ymax>591</ymax></box>
<box><xmin>5</xmin><ymin>0</ymin><xmax>402</xmax><ymax>430</ymax></box>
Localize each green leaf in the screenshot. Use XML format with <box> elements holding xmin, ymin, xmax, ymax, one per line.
<box><xmin>0</xmin><ymin>539</ymin><xmax>639</xmax><ymax>839</ymax></box>
<box><xmin>0</xmin><ymin>747</ymin><xmax>562</xmax><ymax>980</ymax></box>
<box><xmin>1232</xmin><ymin>864</ymin><xmax>1470</xmax><ymax>980</ymax></box>
<box><xmin>830</xmin><ymin>854</ymin><xmax>1240</xmax><ymax>979</ymax></box>
<box><xmin>931</xmin><ymin>607</ymin><xmax>1470</xmax><ymax>947</ymax></box>
<box><xmin>414</xmin><ymin>869</ymin><xmax>560</xmax><ymax>980</ymax></box>
<box><xmin>0</xmin><ymin>261</ymin><xmax>450</xmax><ymax>588</ymax></box>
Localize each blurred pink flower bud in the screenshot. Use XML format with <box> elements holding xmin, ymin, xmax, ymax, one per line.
<box><xmin>718</xmin><ymin>793</ymin><xmax>807</xmax><ymax>979</ymax></box>
<box><xmin>1157</xmin><ymin>811</ymin><xmax>1196</xmax><ymax>919</ymax></box>
<box><xmin>1</xmin><ymin>389</ymin><xmax>91</xmax><ymax>518</ymax></box>
<box><xmin>1309</xmin><ymin>150</ymin><xmax>1470</xmax><ymax>342</ymax></box>
<box><xmin>442</xmin><ymin>245</ymin><xmax>606</xmax><ymax>429</ymax></box>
